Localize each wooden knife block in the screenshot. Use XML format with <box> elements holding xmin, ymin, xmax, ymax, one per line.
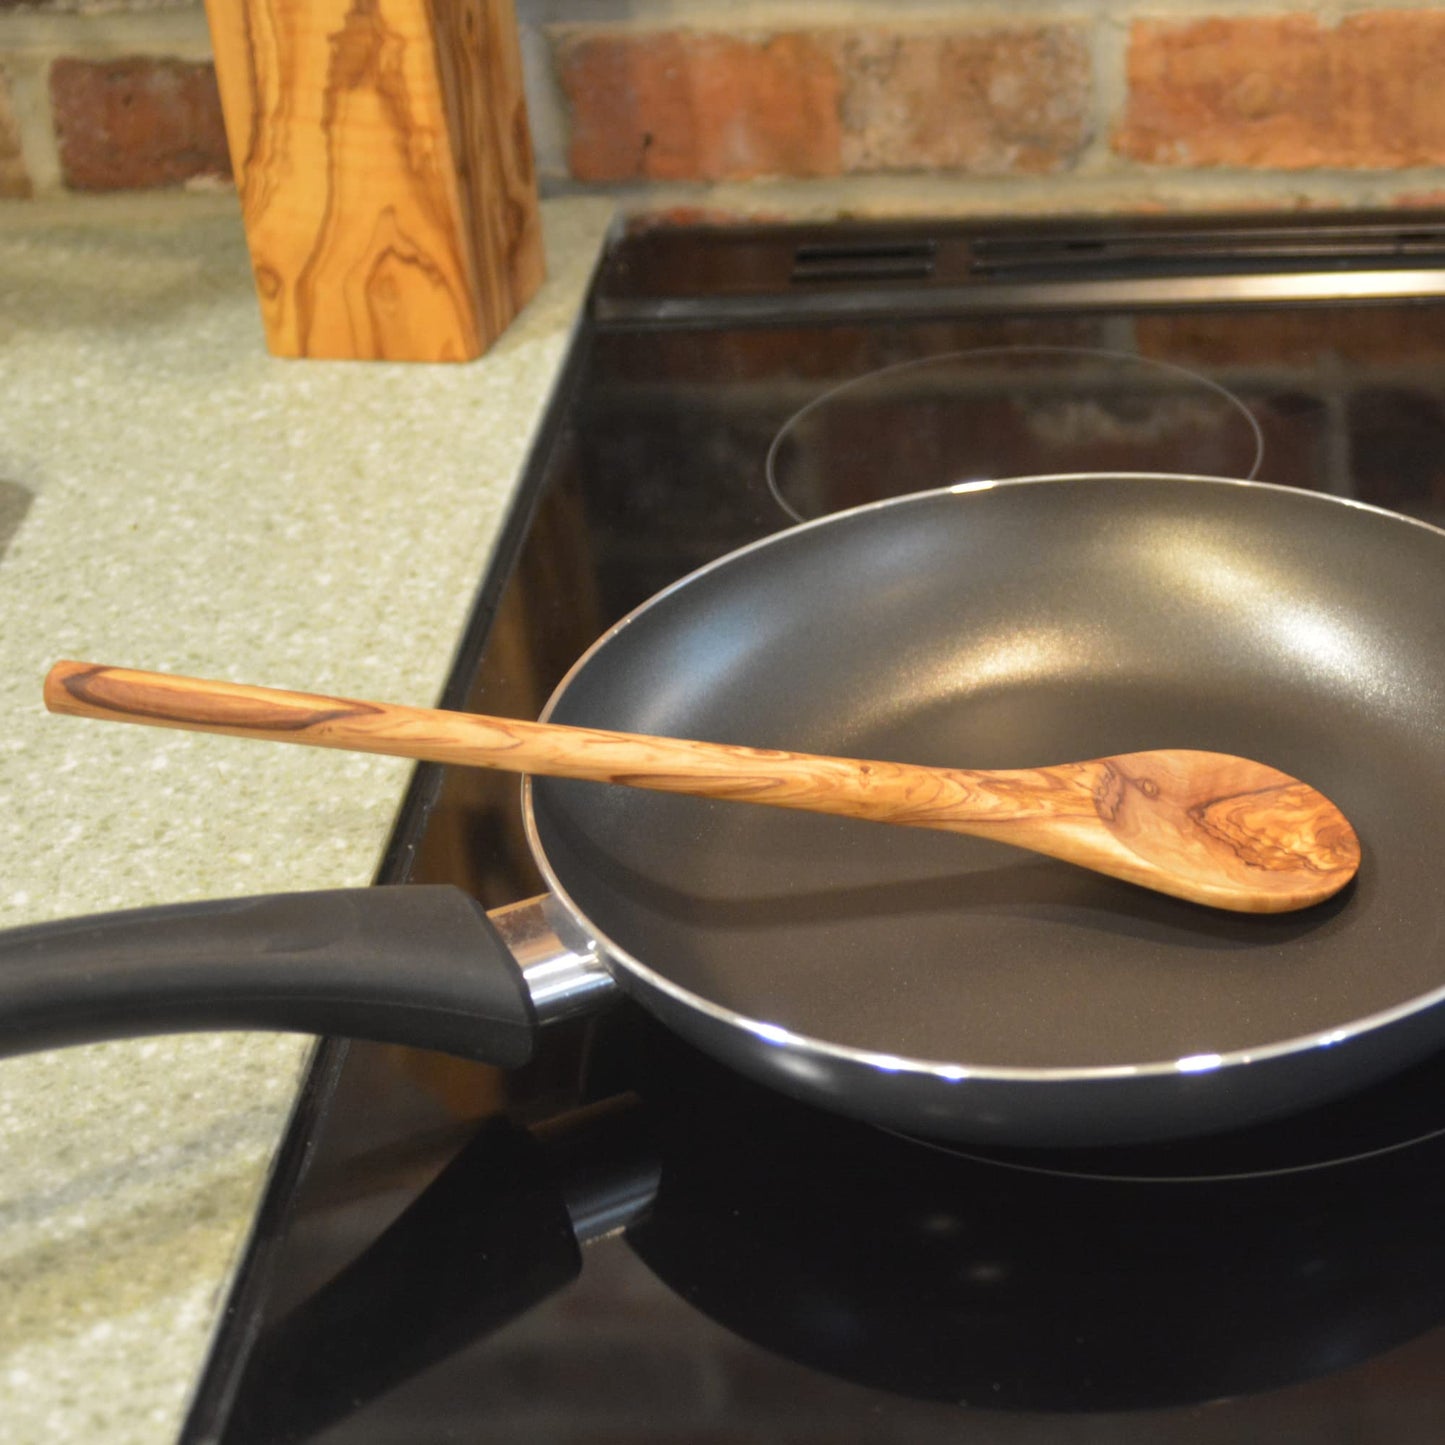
<box><xmin>204</xmin><ymin>0</ymin><xmax>544</xmax><ymax>362</ymax></box>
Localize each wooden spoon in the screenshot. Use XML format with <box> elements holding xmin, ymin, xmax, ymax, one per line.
<box><xmin>44</xmin><ymin>661</ymin><xmax>1361</xmax><ymax>914</ymax></box>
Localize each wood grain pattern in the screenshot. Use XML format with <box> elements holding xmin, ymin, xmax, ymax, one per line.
<box><xmin>204</xmin><ymin>0</ymin><xmax>543</xmax><ymax>360</ymax></box>
<box><xmin>44</xmin><ymin>661</ymin><xmax>1362</xmax><ymax>914</ymax></box>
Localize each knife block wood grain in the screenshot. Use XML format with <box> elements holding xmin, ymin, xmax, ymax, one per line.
<box><xmin>204</xmin><ymin>0</ymin><xmax>544</xmax><ymax>361</ymax></box>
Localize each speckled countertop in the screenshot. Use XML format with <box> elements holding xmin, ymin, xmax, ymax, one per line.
<box><xmin>0</xmin><ymin>193</ymin><xmax>615</xmax><ymax>1443</ymax></box>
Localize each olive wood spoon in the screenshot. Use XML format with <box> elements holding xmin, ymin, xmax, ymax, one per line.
<box><xmin>44</xmin><ymin>661</ymin><xmax>1360</xmax><ymax>914</ymax></box>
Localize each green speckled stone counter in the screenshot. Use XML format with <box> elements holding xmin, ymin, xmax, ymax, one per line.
<box><xmin>0</xmin><ymin>194</ymin><xmax>614</xmax><ymax>1443</ymax></box>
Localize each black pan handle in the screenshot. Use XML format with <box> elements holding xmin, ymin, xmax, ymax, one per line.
<box><xmin>0</xmin><ymin>885</ymin><xmax>537</xmax><ymax>1065</ymax></box>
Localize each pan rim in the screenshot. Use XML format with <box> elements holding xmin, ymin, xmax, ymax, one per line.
<box><xmin>525</xmin><ymin>471</ymin><xmax>1445</xmax><ymax>1086</ymax></box>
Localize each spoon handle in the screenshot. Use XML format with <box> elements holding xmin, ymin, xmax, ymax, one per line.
<box><xmin>43</xmin><ymin>660</ymin><xmax>1094</xmax><ymax>835</ymax></box>
<box><xmin>42</xmin><ymin>661</ymin><xmax>1361</xmax><ymax>912</ymax></box>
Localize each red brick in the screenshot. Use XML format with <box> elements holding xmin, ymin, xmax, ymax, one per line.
<box><xmin>0</xmin><ymin>69</ymin><xmax>30</xmax><ymax>197</ymax></box>
<box><xmin>1392</xmin><ymin>188</ymin><xmax>1445</xmax><ymax>208</ymax></box>
<box><xmin>51</xmin><ymin>56</ymin><xmax>231</xmax><ymax>191</ymax></box>
<box><xmin>834</xmin><ymin>27</ymin><xmax>1091</xmax><ymax>174</ymax></box>
<box><xmin>1117</xmin><ymin>13</ymin><xmax>1445</xmax><ymax>169</ymax></box>
<box><xmin>623</xmin><ymin>204</ymin><xmax>790</xmax><ymax>233</ymax></box>
<box><xmin>558</xmin><ymin>31</ymin><xmax>842</xmax><ymax>182</ymax></box>
<box><xmin>556</xmin><ymin>25</ymin><xmax>1090</xmax><ymax>183</ymax></box>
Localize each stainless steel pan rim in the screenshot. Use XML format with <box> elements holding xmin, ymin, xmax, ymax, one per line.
<box><xmin>524</xmin><ymin>471</ymin><xmax>1445</xmax><ymax>1088</ymax></box>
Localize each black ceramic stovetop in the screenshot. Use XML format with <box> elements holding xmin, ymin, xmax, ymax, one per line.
<box><xmin>185</xmin><ymin>213</ymin><xmax>1445</xmax><ymax>1444</ymax></box>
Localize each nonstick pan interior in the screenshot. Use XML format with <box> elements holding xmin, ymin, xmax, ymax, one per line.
<box><xmin>529</xmin><ymin>477</ymin><xmax>1445</xmax><ymax>1134</ymax></box>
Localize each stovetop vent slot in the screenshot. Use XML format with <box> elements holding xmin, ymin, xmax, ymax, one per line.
<box><xmin>791</xmin><ymin>239</ymin><xmax>937</xmax><ymax>284</ymax></box>
<box><xmin>971</xmin><ymin>224</ymin><xmax>1445</xmax><ymax>277</ymax></box>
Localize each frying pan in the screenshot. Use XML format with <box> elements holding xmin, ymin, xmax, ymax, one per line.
<box><xmin>5</xmin><ymin>474</ymin><xmax>1445</xmax><ymax>1147</ymax></box>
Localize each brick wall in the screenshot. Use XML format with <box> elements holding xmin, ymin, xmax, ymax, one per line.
<box><xmin>4</xmin><ymin>0</ymin><xmax>1445</xmax><ymax>216</ymax></box>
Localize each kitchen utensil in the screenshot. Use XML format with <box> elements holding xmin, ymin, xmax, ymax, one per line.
<box><xmin>44</xmin><ymin>662</ymin><xmax>1359</xmax><ymax>914</ymax></box>
<box><xmin>2</xmin><ymin>476</ymin><xmax>1441</xmax><ymax>1147</ymax></box>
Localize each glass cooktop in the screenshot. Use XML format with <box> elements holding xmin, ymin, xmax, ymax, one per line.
<box><xmin>185</xmin><ymin>212</ymin><xmax>1445</xmax><ymax>1444</ymax></box>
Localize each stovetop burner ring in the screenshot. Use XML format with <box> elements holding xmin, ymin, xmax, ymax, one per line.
<box><xmin>766</xmin><ymin>344</ymin><xmax>1265</xmax><ymax>523</ymax></box>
